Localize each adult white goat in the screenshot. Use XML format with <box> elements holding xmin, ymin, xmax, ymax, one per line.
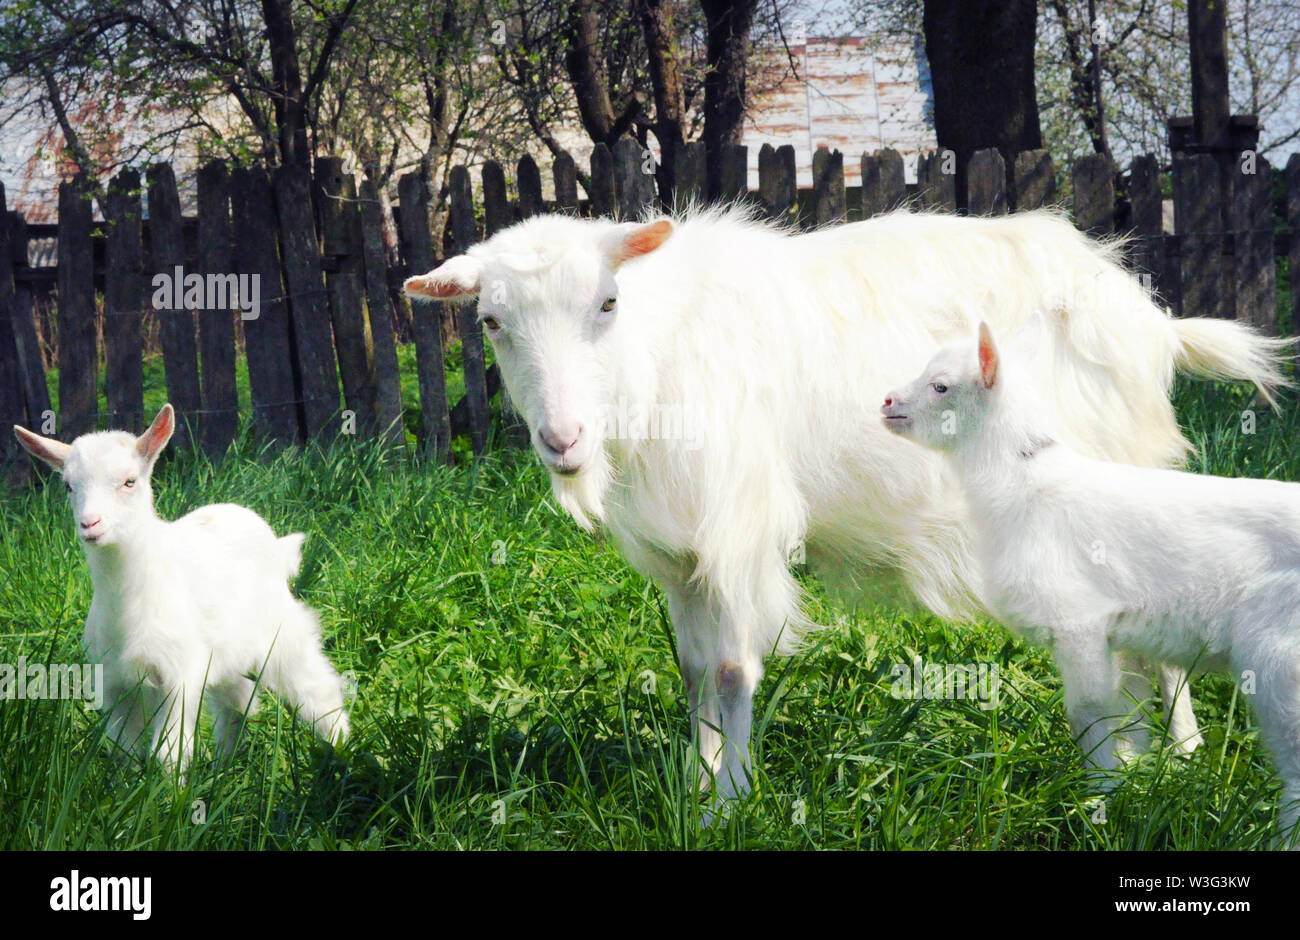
<box><xmin>406</xmin><ymin>206</ymin><xmax>1287</xmax><ymax>805</ymax></box>
<box><xmin>882</xmin><ymin>319</ymin><xmax>1300</xmax><ymax>844</ymax></box>
<box><xmin>14</xmin><ymin>404</ymin><xmax>350</xmax><ymax>771</ymax></box>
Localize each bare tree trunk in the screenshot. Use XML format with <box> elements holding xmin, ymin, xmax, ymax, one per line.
<box><xmin>701</xmin><ymin>0</ymin><xmax>757</xmax><ymax>200</ymax></box>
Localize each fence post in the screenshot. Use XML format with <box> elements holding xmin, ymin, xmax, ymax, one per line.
<box><xmin>0</xmin><ymin>184</ymin><xmax>26</xmax><ymax>483</ymax></box>
<box><xmin>358</xmin><ymin>177</ymin><xmax>404</xmax><ymax>448</ymax></box>
<box><xmin>273</xmin><ymin>163</ymin><xmax>341</xmax><ymax>440</ymax></box>
<box><xmin>1128</xmin><ymin>154</ymin><xmax>1165</xmax><ymax>305</ymax></box>
<box><xmin>675</xmin><ymin>141</ymin><xmax>707</xmax><ymax>209</ymax></box>
<box><xmin>917</xmin><ymin>151</ymin><xmax>956</xmax><ymax>211</ymax></box>
<box><xmin>196</xmin><ymin>160</ymin><xmax>239</xmax><ymax>453</ymax></box>
<box><xmin>231</xmin><ymin>167</ymin><xmax>298</xmax><ymax>445</ymax></box>
<box><xmin>720</xmin><ymin>145</ymin><xmax>748</xmax><ymax>204</ymax></box>
<box><xmin>590</xmin><ymin>143</ymin><xmax>615</xmax><ymax>217</ymax></box>
<box><xmin>1172</xmin><ymin>152</ymin><xmax>1228</xmax><ymax>319</ymax></box>
<box><xmin>449</xmin><ymin>165</ymin><xmax>491</xmax><ymax>456</ymax></box>
<box><xmin>1011</xmin><ymin>150</ymin><xmax>1056</xmax><ymax>211</ymax></box>
<box><xmin>553</xmin><ymin>151</ymin><xmax>579</xmax><ymax>213</ymax></box>
<box><xmin>967</xmin><ymin>148</ymin><xmax>1008</xmax><ymax>216</ymax></box>
<box><xmin>397</xmin><ymin>170</ymin><xmax>451</xmax><ymax>462</ymax></box>
<box><xmin>812</xmin><ymin>146</ymin><xmax>845</xmax><ymax>226</ymax></box>
<box><xmin>614</xmin><ymin>136</ymin><xmax>654</xmax><ymax>219</ymax></box>
<box><xmin>1072</xmin><ymin>154</ymin><xmax>1115</xmax><ymax>238</ymax></box>
<box><xmin>518</xmin><ymin>155</ymin><xmax>544</xmax><ymax>218</ymax></box>
<box><xmin>146</xmin><ymin>163</ymin><xmax>202</xmax><ymax>446</ymax></box>
<box><xmin>103</xmin><ymin>168</ymin><xmax>144</xmax><ymax>433</ymax></box>
<box><xmin>861</xmin><ymin>148</ymin><xmax>906</xmax><ymax>218</ymax></box>
<box><xmin>1288</xmin><ymin>154</ymin><xmax>1300</xmax><ymax>336</ymax></box>
<box><xmin>7</xmin><ymin>211</ymin><xmax>49</xmax><ymax>439</ymax></box>
<box><xmin>481</xmin><ymin>161</ymin><xmax>512</xmax><ymax>236</ymax></box>
<box><xmin>317</xmin><ymin>157</ymin><xmax>378</xmax><ymax>439</ymax></box>
<box><xmin>759</xmin><ymin>143</ymin><xmax>797</xmax><ymax>221</ymax></box>
<box><xmin>58</xmin><ymin>176</ymin><xmax>98</xmax><ymax>440</ymax></box>
<box><xmin>1228</xmin><ymin>154</ymin><xmax>1275</xmax><ymax>333</ymax></box>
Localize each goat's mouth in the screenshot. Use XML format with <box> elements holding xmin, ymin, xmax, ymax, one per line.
<box><xmin>881</xmin><ymin>415</ymin><xmax>911</xmax><ymax>432</ymax></box>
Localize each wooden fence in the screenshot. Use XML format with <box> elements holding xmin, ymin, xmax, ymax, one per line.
<box><xmin>2</xmin><ymin>139</ymin><xmax>1299</xmax><ymax>485</ymax></box>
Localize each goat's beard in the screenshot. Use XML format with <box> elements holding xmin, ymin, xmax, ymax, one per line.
<box><xmin>551</xmin><ymin>445</ymin><xmax>612</xmax><ymax>532</ymax></box>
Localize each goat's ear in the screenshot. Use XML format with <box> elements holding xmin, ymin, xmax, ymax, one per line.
<box><xmin>137</xmin><ymin>404</ymin><xmax>175</xmax><ymax>464</ymax></box>
<box><xmin>404</xmin><ymin>256</ymin><xmax>482</xmax><ymax>300</ymax></box>
<box><xmin>977</xmin><ymin>322</ymin><xmax>1000</xmax><ymax>390</ymax></box>
<box><xmin>603</xmin><ymin>220</ymin><xmax>673</xmax><ymax>268</ymax></box>
<box><xmin>14</xmin><ymin>425</ymin><xmax>70</xmax><ymax>470</ymax></box>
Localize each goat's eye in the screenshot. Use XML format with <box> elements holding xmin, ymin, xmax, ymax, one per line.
<box><xmin>123</xmin><ymin>478</ymin><xmax>136</xmax><ymax>488</ymax></box>
<box><xmin>481</xmin><ymin>316</ymin><xmax>501</xmax><ymax>332</ymax></box>
<box><xmin>932</xmin><ymin>383</ymin><xmax>948</xmax><ymax>394</ymax></box>
<box><xmin>600</xmin><ymin>297</ymin><xmax>616</xmax><ymax>313</ymax></box>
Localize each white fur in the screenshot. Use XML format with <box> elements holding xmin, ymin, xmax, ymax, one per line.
<box><xmin>406</xmin><ymin>206</ymin><xmax>1288</xmax><ymax>805</ymax></box>
<box><xmin>884</xmin><ymin>320</ymin><xmax>1300</xmax><ymax>845</ymax></box>
<box><xmin>14</xmin><ymin>405</ymin><xmax>350</xmax><ymax>771</ymax></box>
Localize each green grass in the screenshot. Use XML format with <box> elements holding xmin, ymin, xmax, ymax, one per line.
<box><xmin>0</xmin><ymin>374</ymin><xmax>1296</xmax><ymax>850</ymax></box>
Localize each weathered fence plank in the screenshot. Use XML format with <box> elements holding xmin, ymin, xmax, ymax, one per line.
<box><xmin>1229</xmin><ymin>155</ymin><xmax>1275</xmax><ymax>333</ymax></box>
<box><xmin>1072</xmin><ymin>154</ymin><xmax>1115</xmax><ymax>237</ymax></box>
<box><xmin>517</xmin><ymin>155</ymin><xmax>544</xmax><ymax>218</ymax></box>
<box><xmin>916</xmin><ymin>150</ymin><xmax>956</xmax><ymax>211</ymax></box>
<box><xmin>589</xmin><ymin>143</ymin><xmax>615</xmax><ymax>218</ymax></box>
<box><xmin>614</xmin><ymin>136</ymin><xmax>654</xmax><ymax>219</ymax></box>
<box><xmin>397</xmin><ymin>171</ymin><xmax>451</xmax><ymax>462</ymax></box>
<box><xmin>8</xmin><ymin>210</ymin><xmax>48</xmax><ymax>435</ymax></box>
<box><xmin>553</xmin><ymin>151</ymin><xmax>579</xmax><ymax>213</ymax></box>
<box><xmin>147</xmin><ymin>163</ymin><xmax>202</xmax><ymax>446</ymax></box>
<box><xmin>861</xmin><ymin>148</ymin><xmax>906</xmax><ymax>218</ymax></box>
<box><xmin>57</xmin><ymin>177</ymin><xmax>97</xmax><ymax>439</ymax></box>
<box><xmin>196</xmin><ymin>160</ymin><xmax>239</xmax><ymax>453</ymax></box>
<box><xmin>103</xmin><ymin>169</ymin><xmax>144</xmax><ymax>433</ymax></box>
<box><xmin>812</xmin><ymin>146</ymin><xmax>846</xmax><ymax>226</ymax></box>
<box><xmin>1288</xmin><ymin>154</ymin><xmax>1300</xmax><ymax>335</ymax></box>
<box><xmin>1172</xmin><ymin>152</ymin><xmax>1228</xmax><ymax>319</ymax></box>
<box><xmin>318</xmin><ymin>158</ymin><xmax>377</xmax><ymax>438</ymax></box>
<box><xmin>448</xmin><ymin>165</ymin><xmax>491</xmax><ymax>457</ymax></box>
<box><xmin>675</xmin><ymin>141</ymin><xmax>707</xmax><ymax>209</ymax></box>
<box><xmin>1128</xmin><ymin>154</ymin><xmax>1165</xmax><ymax>303</ymax></box>
<box><xmin>273</xmin><ymin>163</ymin><xmax>341</xmax><ymax>439</ymax></box>
<box><xmin>358</xmin><ymin>177</ymin><xmax>404</xmax><ymax>447</ymax></box>
<box><xmin>1011</xmin><ymin>150</ymin><xmax>1055</xmax><ymax>211</ymax></box>
<box><xmin>758</xmin><ymin>143</ymin><xmax>797</xmax><ymax>220</ymax></box>
<box><xmin>720</xmin><ymin>145</ymin><xmax>748</xmax><ymax>204</ymax></box>
<box><xmin>0</xmin><ymin>185</ymin><xmax>27</xmax><ymax>482</ymax></box>
<box><xmin>230</xmin><ymin>167</ymin><xmax>298</xmax><ymax>445</ymax></box>
<box><xmin>966</xmin><ymin>148</ymin><xmax>1008</xmax><ymax>215</ymax></box>
<box><xmin>482</xmin><ymin>161</ymin><xmax>513</xmax><ymax>237</ymax></box>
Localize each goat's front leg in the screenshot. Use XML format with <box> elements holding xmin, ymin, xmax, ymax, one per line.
<box><xmin>149</xmin><ymin>674</ymin><xmax>203</xmax><ymax>775</ymax></box>
<box><xmin>1053</xmin><ymin>629</ymin><xmax>1125</xmax><ymax>776</ymax></box>
<box><xmin>665</xmin><ymin>585</ymin><xmax>723</xmax><ymax>791</ymax></box>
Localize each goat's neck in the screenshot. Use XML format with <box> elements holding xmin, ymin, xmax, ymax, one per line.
<box><xmin>950</xmin><ymin>404</ymin><xmax>1057</xmax><ymax>508</ymax></box>
<box><xmin>84</xmin><ymin>513</ymin><xmax>170</xmax><ymax>599</ymax></box>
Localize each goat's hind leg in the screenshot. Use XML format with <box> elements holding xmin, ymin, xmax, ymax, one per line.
<box><xmin>211</xmin><ymin>676</ymin><xmax>260</xmax><ymax>761</ymax></box>
<box><xmin>1158</xmin><ymin>664</ymin><xmax>1204</xmax><ymax>755</ymax></box>
<box><xmin>1238</xmin><ymin>643</ymin><xmax>1300</xmax><ymax>849</ymax></box>
<box><xmin>261</xmin><ymin>604</ymin><xmax>349</xmax><ymax>745</ymax></box>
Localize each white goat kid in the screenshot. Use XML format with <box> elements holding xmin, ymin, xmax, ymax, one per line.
<box><xmin>882</xmin><ymin>321</ymin><xmax>1300</xmax><ymax>844</ymax></box>
<box><xmin>405</xmin><ymin>207</ymin><xmax>1285</xmax><ymax>807</ymax></box>
<box><xmin>14</xmin><ymin>404</ymin><xmax>350</xmax><ymax>771</ymax></box>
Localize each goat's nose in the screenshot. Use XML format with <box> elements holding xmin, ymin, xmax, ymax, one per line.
<box><xmin>884</xmin><ymin>395</ymin><xmax>894</xmax><ymax>407</ymax></box>
<box><xmin>539</xmin><ymin>421</ymin><xmax>582</xmax><ymax>455</ymax></box>
<box><xmin>80</xmin><ymin>515</ymin><xmax>101</xmax><ymax>530</ymax></box>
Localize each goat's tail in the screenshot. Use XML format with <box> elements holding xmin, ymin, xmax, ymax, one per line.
<box><xmin>278</xmin><ymin>532</ymin><xmax>307</xmax><ymax>581</ymax></box>
<box><xmin>1172</xmin><ymin>318</ymin><xmax>1294</xmax><ymax>408</ymax></box>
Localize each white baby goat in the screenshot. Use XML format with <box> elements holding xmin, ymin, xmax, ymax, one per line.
<box><xmin>14</xmin><ymin>404</ymin><xmax>350</xmax><ymax>771</ymax></box>
<box><xmin>882</xmin><ymin>319</ymin><xmax>1300</xmax><ymax>844</ymax></box>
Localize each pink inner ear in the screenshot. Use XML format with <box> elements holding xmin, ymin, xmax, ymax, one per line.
<box><xmin>404</xmin><ymin>274</ymin><xmax>466</xmax><ymax>300</ymax></box>
<box><xmin>978</xmin><ymin>330</ymin><xmax>998</xmax><ymax>389</ymax></box>
<box><xmin>617</xmin><ymin>220</ymin><xmax>673</xmax><ymax>262</ymax></box>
